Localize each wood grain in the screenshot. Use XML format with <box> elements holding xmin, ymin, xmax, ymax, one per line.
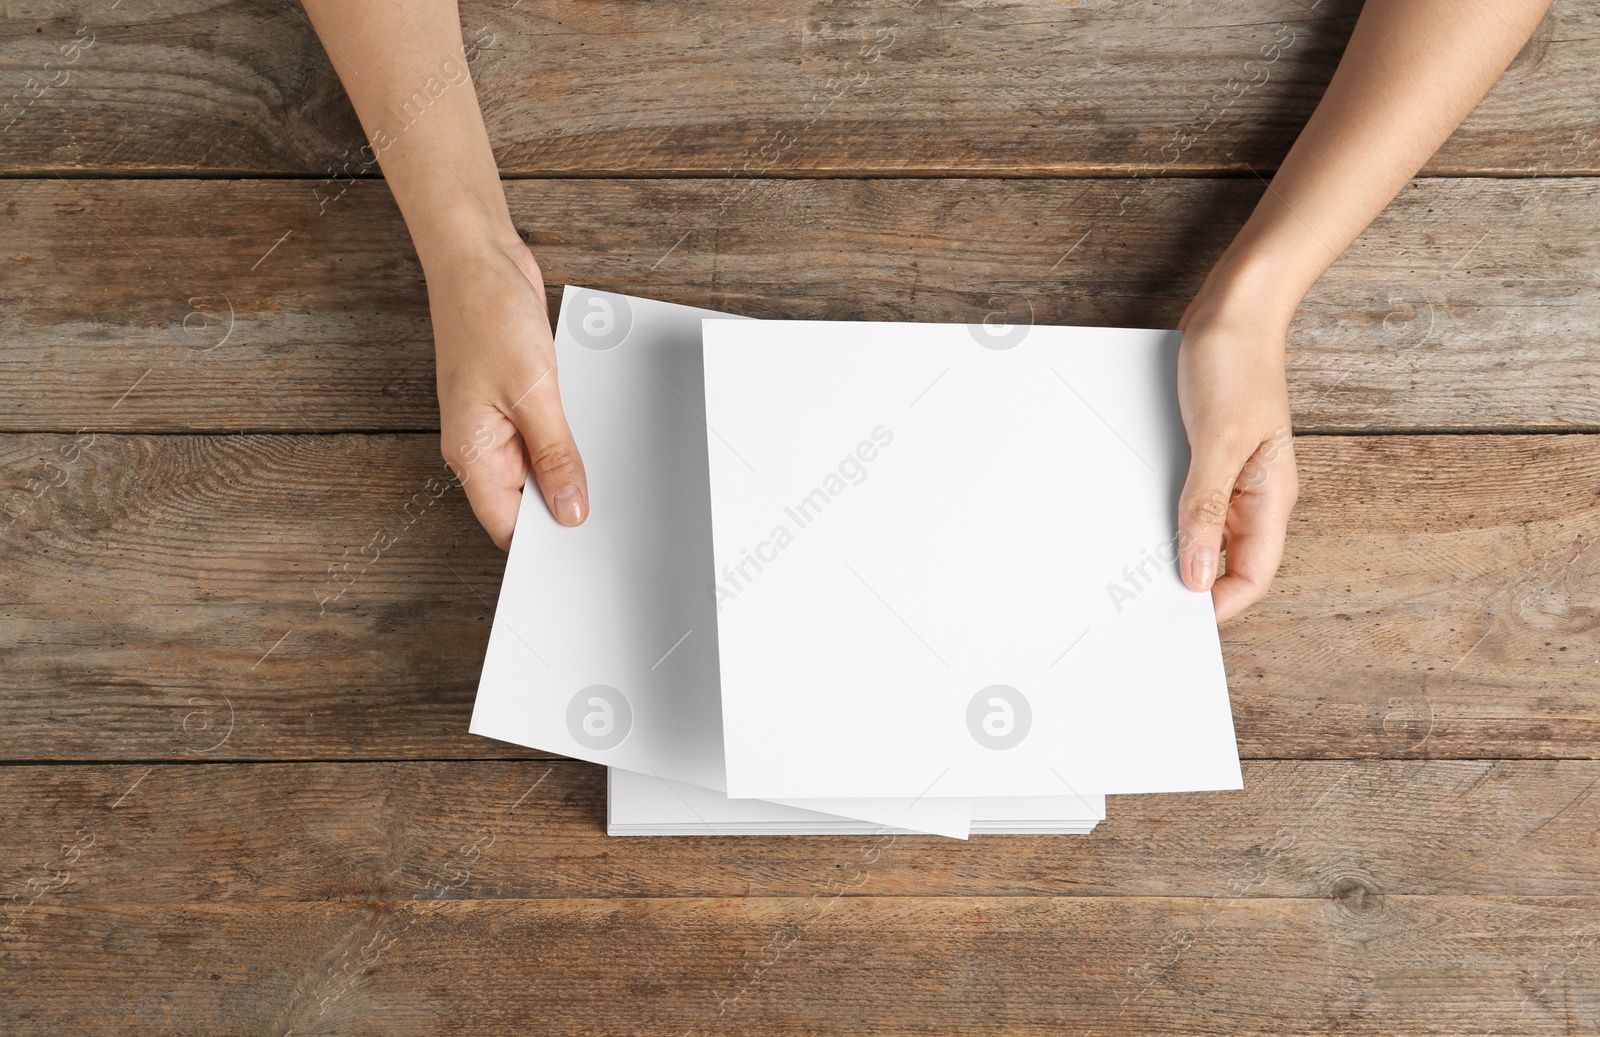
<box><xmin>3</xmin><ymin>0</ymin><xmax>1593</xmax><ymax>1031</ymax></box>
<box><xmin>4</xmin><ymin>895</ymin><xmax>1597</xmax><ymax>1034</ymax></box>
<box><xmin>2</xmin><ymin>760</ymin><xmax>1598</xmax><ymax>904</ymax></box>
<box><xmin>1</xmin><ymin>432</ymin><xmax>1596</xmax><ymax>761</ymax></box>
<box><xmin>0</xmin><ymin>0</ymin><xmax>1590</xmax><ymax>178</ymax></box>
<box><xmin>4</xmin><ymin>176</ymin><xmax>1598</xmax><ymax>434</ymax></box>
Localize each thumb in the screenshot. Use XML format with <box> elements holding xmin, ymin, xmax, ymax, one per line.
<box><xmin>1176</xmin><ymin>439</ymin><xmax>1246</xmax><ymax>592</ymax></box>
<box><xmin>508</xmin><ymin>366</ymin><xmax>589</xmax><ymax>528</ymax></box>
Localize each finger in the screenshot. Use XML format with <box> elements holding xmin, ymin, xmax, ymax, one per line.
<box><xmin>443</xmin><ymin>416</ymin><xmax>524</xmax><ymax>551</ymax></box>
<box><xmin>1210</xmin><ymin>524</ymin><xmax>1286</xmax><ymax>623</ymax></box>
<box><xmin>457</xmin><ymin>459</ymin><xmax>521</xmax><ymax>552</ymax></box>
<box><xmin>1211</xmin><ymin>455</ymin><xmax>1298</xmax><ymax>623</ymax></box>
<box><xmin>505</xmin><ymin>365</ymin><xmax>588</xmax><ymax>529</ymax></box>
<box><xmin>1176</xmin><ymin>437</ymin><xmax>1252</xmax><ymax>593</ymax></box>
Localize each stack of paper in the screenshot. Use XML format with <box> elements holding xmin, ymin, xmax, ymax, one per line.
<box><xmin>608</xmin><ymin>768</ymin><xmax>1105</xmax><ymax>836</ymax></box>
<box><xmin>470</xmin><ymin>287</ymin><xmax>1242</xmax><ymax>838</ymax></box>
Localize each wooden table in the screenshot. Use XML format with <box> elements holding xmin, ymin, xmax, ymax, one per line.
<box><xmin>3</xmin><ymin>0</ymin><xmax>1598</xmax><ymax>1032</ymax></box>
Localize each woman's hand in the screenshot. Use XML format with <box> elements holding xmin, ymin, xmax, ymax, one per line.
<box><xmin>1156</xmin><ymin>0</ymin><xmax>1553</xmax><ymax>621</ymax></box>
<box><xmin>1173</xmin><ymin>286</ymin><xmax>1299</xmax><ymax>623</ymax></box>
<box><xmin>297</xmin><ymin>0</ymin><xmax>595</xmax><ymax>550</ymax></box>
<box><xmin>427</xmin><ymin>234</ymin><xmax>588</xmax><ymax>549</ymax></box>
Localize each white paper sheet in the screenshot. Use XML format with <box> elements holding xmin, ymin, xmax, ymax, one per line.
<box><xmin>608</xmin><ymin>768</ymin><xmax>1103</xmax><ymax>836</ymax></box>
<box><xmin>701</xmin><ymin>317</ymin><xmax>1243</xmax><ymax>801</ymax></box>
<box><xmin>469</xmin><ymin>288</ymin><xmax>974</xmax><ymax>837</ymax></box>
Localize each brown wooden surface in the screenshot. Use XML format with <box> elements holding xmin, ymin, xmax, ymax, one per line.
<box><xmin>3</xmin><ymin>0</ymin><xmax>1597</xmax><ymax>1033</ymax></box>
<box><xmin>7</xmin><ymin>897</ymin><xmax>1600</xmax><ymax>1034</ymax></box>
<box><xmin>2</xmin><ymin>433</ymin><xmax>1595</xmax><ymax>762</ymax></box>
<box><xmin>0</xmin><ymin>0</ymin><xmax>1591</xmax><ymax>178</ymax></box>
<box><xmin>3</xmin><ymin>176</ymin><xmax>1598</xmax><ymax>434</ymax></box>
<box><xmin>3</xmin><ymin>760</ymin><xmax>1600</xmax><ymax>902</ymax></box>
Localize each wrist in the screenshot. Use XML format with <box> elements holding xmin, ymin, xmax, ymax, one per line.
<box><xmin>376</xmin><ymin>141</ymin><xmax>523</xmax><ymax>283</ymax></box>
<box><xmin>414</xmin><ymin>206</ymin><xmax>526</xmax><ymax>284</ymax></box>
<box><xmin>1189</xmin><ymin>243</ymin><xmax>1311</xmax><ymax>337</ymax></box>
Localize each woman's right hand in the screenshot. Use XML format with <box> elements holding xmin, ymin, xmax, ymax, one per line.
<box><xmin>1173</xmin><ymin>283</ymin><xmax>1300</xmax><ymax>623</ymax></box>
<box><xmin>427</xmin><ymin>234</ymin><xmax>589</xmax><ymax>549</ymax></box>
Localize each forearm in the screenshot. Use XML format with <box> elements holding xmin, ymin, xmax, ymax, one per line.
<box><xmin>1203</xmin><ymin>0</ymin><xmax>1553</xmax><ymax>327</ymax></box>
<box><xmin>299</xmin><ymin>0</ymin><xmax>517</xmax><ymax>275</ymax></box>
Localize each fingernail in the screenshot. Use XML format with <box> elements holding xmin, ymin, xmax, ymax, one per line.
<box><xmin>552</xmin><ymin>484</ymin><xmax>585</xmax><ymax>526</ymax></box>
<box><xmin>1195</xmin><ymin>547</ymin><xmax>1217</xmax><ymax>590</ymax></box>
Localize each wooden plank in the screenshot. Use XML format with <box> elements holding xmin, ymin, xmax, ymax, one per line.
<box><xmin>0</xmin><ymin>0</ymin><xmax>1590</xmax><ymax>177</ymax></box>
<box><xmin>3</xmin><ymin>895</ymin><xmax>1597</xmax><ymax>1034</ymax></box>
<box><xmin>2</xmin><ymin>760</ymin><xmax>1598</xmax><ymax>903</ymax></box>
<box><xmin>1</xmin><ymin>433</ymin><xmax>1597</xmax><ymax>761</ymax></box>
<box><xmin>3</xmin><ymin>176</ymin><xmax>1598</xmax><ymax>434</ymax></box>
